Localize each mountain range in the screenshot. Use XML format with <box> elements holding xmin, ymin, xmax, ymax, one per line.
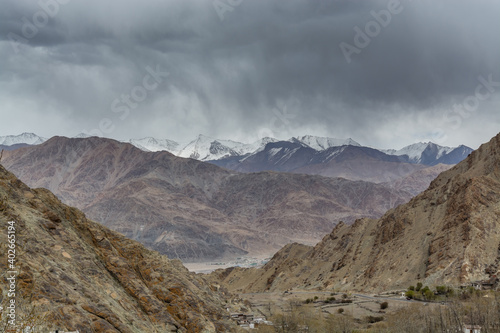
<box><xmin>211</xmin><ymin>141</ymin><xmax>428</xmax><ymax>183</ymax></box>
<box><xmin>0</xmin><ymin>162</ymin><xmax>239</xmax><ymax>331</ymax></box>
<box><xmin>3</xmin><ymin>136</ymin><xmax>416</xmax><ymax>262</ymax></box>
<box><xmin>0</xmin><ymin>133</ymin><xmax>473</xmax><ymax>168</ymax></box>
<box><xmin>0</xmin><ymin>133</ymin><xmax>48</xmax><ymax>151</ymax></box>
<box><xmin>0</xmin><ymin>133</ymin><xmax>474</xmax><ymax>262</ymax></box>
<box><xmin>211</xmin><ymin>132</ymin><xmax>500</xmax><ymax>293</ymax></box>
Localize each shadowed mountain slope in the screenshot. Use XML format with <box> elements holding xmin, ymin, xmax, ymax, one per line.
<box><xmin>212</xmin><ymin>133</ymin><xmax>500</xmax><ymax>293</ymax></box>
<box><xmin>212</xmin><ymin>142</ymin><xmax>426</xmax><ymax>183</ymax></box>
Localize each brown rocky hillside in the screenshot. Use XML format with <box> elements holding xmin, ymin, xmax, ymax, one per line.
<box><xmin>212</xmin><ymin>133</ymin><xmax>500</xmax><ymax>293</ymax></box>
<box><xmin>385</xmin><ymin>163</ymin><xmax>453</xmax><ymax>196</ymax></box>
<box><xmin>2</xmin><ymin>136</ymin><xmax>413</xmax><ymax>262</ymax></box>
<box><xmin>0</xmin><ymin>164</ymin><xmax>239</xmax><ymax>332</ymax></box>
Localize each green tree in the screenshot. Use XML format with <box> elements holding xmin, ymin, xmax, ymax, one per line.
<box><xmin>436</xmin><ymin>285</ymin><xmax>447</xmax><ymax>295</ymax></box>
<box><xmin>424</xmin><ymin>289</ymin><xmax>434</xmax><ymax>301</ymax></box>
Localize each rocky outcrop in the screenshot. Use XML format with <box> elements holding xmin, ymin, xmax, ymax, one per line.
<box><xmin>213</xmin><ymin>133</ymin><xmax>500</xmax><ymax>292</ymax></box>
<box><xmin>0</xmin><ymin>164</ymin><xmax>238</xmax><ymax>332</ymax></box>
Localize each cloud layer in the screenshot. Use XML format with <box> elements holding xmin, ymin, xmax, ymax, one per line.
<box><xmin>1</xmin><ymin>0</ymin><xmax>499</xmax><ymax>148</ymax></box>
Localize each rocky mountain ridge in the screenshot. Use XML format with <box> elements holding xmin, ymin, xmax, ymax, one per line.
<box><xmin>1</xmin><ymin>132</ymin><xmax>471</xmax><ymax>167</ymax></box>
<box><xmin>0</xmin><ymin>163</ymin><xmax>239</xmax><ymax>332</ymax></box>
<box><xmin>212</xmin><ymin>142</ymin><xmax>427</xmax><ymax>183</ymax></box>
<box><xmin>212</xmin><ymin>132</ymin><xmax>500</xmax><ymax>293</ymax></box>
<box><xmin>2</xmin><ymin>136</ymin><xmax>415</xmax><ymax>262</ymax></box>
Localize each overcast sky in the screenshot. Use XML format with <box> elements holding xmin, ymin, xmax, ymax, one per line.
<box><xmin>1</xmin><ymin>0</ymin><xmax>499</xmax><ymax>149</ymax></box>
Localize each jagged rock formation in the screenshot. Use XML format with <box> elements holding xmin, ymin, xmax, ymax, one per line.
<box><xmin>2</xmin><ymin>137</ymin><xmax>413</xmax><ymax>261</ymax></box>
<box><xmin>0</xmin><ymin>164</ymin><xmax>238</xmax><ymax>332</ymax></box>
<box><xmin>212</xmin><ymin>133</ymin><xmax>500</xmax><ymax>293</ymax></box>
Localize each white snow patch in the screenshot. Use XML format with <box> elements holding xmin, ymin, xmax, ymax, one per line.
<box><xmin>292</xmin><ymin>135</ymin><xmax>360</xmax><ymax>151</ymax></box>
<box><xmin>0</xmin><ymin>133</ymin><xmax>47</xmax><ymax>146</ymax></box>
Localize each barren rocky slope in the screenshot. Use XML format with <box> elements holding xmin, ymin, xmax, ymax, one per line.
<box><xmin>385</xmin><ymin>163</ymin><xmax>453</xmax><ymax>196</ymax></box>
<box><xmin>3</xmin><ymin>137</ymin><xmax>413</xmax><ymax>261</ymax></box>
<box><xmin>212</xmin><ymin>133</ymin><xmax>500</xmax><ymax>293</ymax></box>
<box><xmin>0</xmin><ymin>164</ymin><xmax>239</xmax><ymax>332</ymax></box>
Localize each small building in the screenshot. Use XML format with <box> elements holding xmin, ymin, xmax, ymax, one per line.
<box><xmin>471</xmin><ymin>282</ymin><xmax>482</xmax><ymax>290</ymax></box>
<box><xmin>470</xmin><ymin>276</ymin><xmax>499</xmax><ymax>291</ymax></box>
<box><xmin>463</xmin><ymin>324</ymin><xmax>481</xmax><ymax>333</ymax></box>
<box><xmin>230</xmin><ymin>312</ymin><xmax>242</xmax><ymax>319</ymax></box>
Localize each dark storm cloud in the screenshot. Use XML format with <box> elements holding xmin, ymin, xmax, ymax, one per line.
<box><xmin>0</xmin><ymin>0</ymin><xmax>499</xmax><ymax>148</ymax></box>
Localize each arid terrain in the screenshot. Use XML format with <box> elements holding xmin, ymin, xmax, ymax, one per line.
<box><xmin>2</xmin><ymin>136</ymin><xmax>428</xmax><ymax>262</ymax></box>
<box><xmin>0</xmin><ymin>163</ymin><xmax>242</xmax><ymax>332</ymax></box>
<box><xmin>211</xmin><ymin>132</ymin><xmax>500</xmax><ymax>293</ymax></box>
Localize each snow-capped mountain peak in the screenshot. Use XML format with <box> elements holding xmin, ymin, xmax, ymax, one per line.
<box><xmin>175</xmin><ymin>135</ymin><xmax>279</xmax><ymax>161</ymax></box>
<box><xmin>73</xmin><ymin>133</ymin><xmax>94</xmax><ymax>139</ymax></box>
<box><xmin>0</xmin><ymin>132</ymin><xmax>47</xmax><ymax>146</ymax></box>
<box><xmin>177</xmin><ymin>134</ymin><xmax>217</xmax><ymax>160</ymax></box>
<box><xmin>386</xmin><ymin>142</ymin><xmax>444</xmax><ymax>158</ymax></box>
<box><xmin>382</xmin><ymin>142</ymin><xmax>464</xmax><ymax>164</ymax></box>
<box><xmin>129</xmin><ymin>137</ymin><xmax>180</xmax><ymax>153</ymax></box>
<box><xmin>292</xmin><ymin>135</ymin><xmax>361</xmax><ymax>151</ymax></box>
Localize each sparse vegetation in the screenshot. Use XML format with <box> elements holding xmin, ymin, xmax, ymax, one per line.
<box><xmin>366</xmin><ymin>315</ymin><xmax>384</xmax><ymax>323</ymax></box>
<box><xmin>257</xmin><ymin>303</ymin><xmax>355</xmax><ymax>333</ymax></box>
<box><xmin>255</xmin><ymin>290</ymin><xmax>500</xmax><ymax>332</ymax></box>
<box><xmin>250</xmin><ymin>285</ymin><xmax>500</xmax><ymax>333</ymax></box>
<box><xmin>404</xmin><ymin>284</ymin><xmax>457</xmax><ymax>301</ymax></box>
<box><xmin>386</xmin><ymin>291</ymin><xmax>500</xmax><ymax>332</ymax></box>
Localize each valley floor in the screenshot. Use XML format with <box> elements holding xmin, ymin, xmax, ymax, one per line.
<box><xmin>235</xmin><ymin>289</ymin><xmax>481</xmax><ymax>331</ymax></box>
<box><xmin>241</xmin><ymin>290</ymin><xmax>426</xmax><ymax>318</ymax></box>
<box><xmin>184</xmin><ymin>255</ymin><xmax>272</xmax><ymax>273</ymax></box>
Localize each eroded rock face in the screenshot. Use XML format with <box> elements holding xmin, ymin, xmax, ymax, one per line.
<box><xmin>0</xmin><ymin>164</ymin><xmax>237</xmax><ymax>332</ymax></box>
<box><xmin>213</xmin><ymin>133</ymin><xmax>500</xmax><ymax>293</ymax></box>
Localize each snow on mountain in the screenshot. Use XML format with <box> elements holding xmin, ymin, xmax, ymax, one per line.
<box><xmin>292</xmin><ymin>135</ymin><xmax>360</xmax><ymax>151</ymax></box>
<box><xmin>225</xmin><ymin>137</ymin><xmax>278</xmax><ymax>155</ymax></box>
<box><xmin>124</xmin><ymin>134</ymin><xmax>277</xmax><ymax>161</ymax></box>
<box><xmin>73</xmin><ymin>133</ymin><xmax>93</xmax><ymax>139</ymax></box>
<box><xmin>324</xmin><ymin>146</ymin><xmax>347</xmax><ymax>161</ymax></box>
<box><xmin>0</xmin><ymin>133</ymin><xmax>47</xmax><ymax>146</ymax></box>
<box><xmin>383</xmin><ymin>142</ymin><xmax>456</xmax><ymax>164</ymax></box>
<box><xmin>176</xmin><ymin>135</ymin><xmax>236</xmax><ymax>161</ymax></box>
<box><xmin>129</xmin><ymin>137</ymin><xmax>180</xmax><ymax>154</ymax></box>
<box><xmin>3</xmin><ymin>132</ymin><xmax>470</xmax><ymax>167</ymax></box>
<box><xmin>272</xmin><ymin>146</ymin><xmax>302</xmax><ymax>164</ymax></box>
<box><xmin>175</xmin><ymin>135</ymin><xmax>278</xmax><ymax>161</ymax></box>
